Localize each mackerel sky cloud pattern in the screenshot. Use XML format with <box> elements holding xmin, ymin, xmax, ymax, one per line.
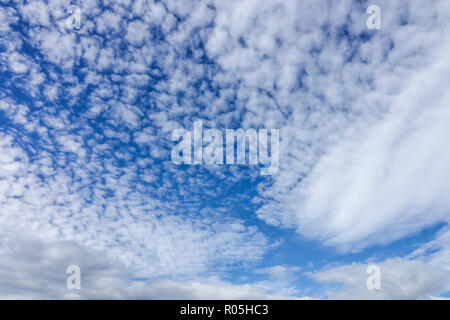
<box><xmin>0</xmin><ymin>0</ymin><xmax>450</xmax><ymax>299</ymax></box>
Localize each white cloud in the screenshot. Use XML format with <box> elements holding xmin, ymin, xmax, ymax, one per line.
<box><xmin>125</xmin><ymin>20</ymin><xmax>148</xmax><ymax>46</ymax></box>
<box><xmin>2</xmin><ymin>0</ymin><xmax>450</xmax><ymax>299</ymax></box>
<box><xmin>0</xmin><ymin>130</ymin><xmax>270</xmax><ymax>281</ymax></box>
<box><xmin>311</xmin><ymin>259</ymin><xmax>450</xmax><ymax>299</ymax></box>
<box><xmin>250</xmin><ymin>0</ymin><xmax>450</xmax><ymax>252</ymax></box>
<box><xmin>254</xmin><ymin>265</ymin><xmax>301</xmax><ymax>280</ymax></box>
<box><xmin>0</xmin><ymin>231</ymin><xmax>292</xmax><ymax>299</ymax></box>
<box><xmin>8</xmin><ymin>52</ymin><xmax>29</xmax><ymax>73</ymax></box>
<box><xmin>19</xmin><ymin>1</ymin><xmax>50</xmax><ymax>26</ymax></box>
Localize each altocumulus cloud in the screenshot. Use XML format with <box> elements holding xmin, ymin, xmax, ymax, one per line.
<box><xmin>0</xmin><ymin>0</ymin><xmax>450</xmax><ymax>299</ymax></box>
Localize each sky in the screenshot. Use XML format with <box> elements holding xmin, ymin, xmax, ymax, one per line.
<box><xmin>0</xmin><ymin>0</ymin><xmax>450</xmax><ymax>299</ymax></box>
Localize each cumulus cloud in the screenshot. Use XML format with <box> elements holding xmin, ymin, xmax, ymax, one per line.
<box><xmin>311</xmin><ymin>259</ymin><xmax>450</xmax><ymax>299</ymax></box>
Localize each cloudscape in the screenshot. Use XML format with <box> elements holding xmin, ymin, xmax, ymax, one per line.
<box><xmin>0</xmin><ymin>0</ymin><xmax>449</xmax><ymax>299</ymax></box>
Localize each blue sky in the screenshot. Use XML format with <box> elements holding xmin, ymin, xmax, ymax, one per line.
<box><xmin>0</xmin><ymin>0</ymin><xmax>450</xmax><ymax>299</ymax></box>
